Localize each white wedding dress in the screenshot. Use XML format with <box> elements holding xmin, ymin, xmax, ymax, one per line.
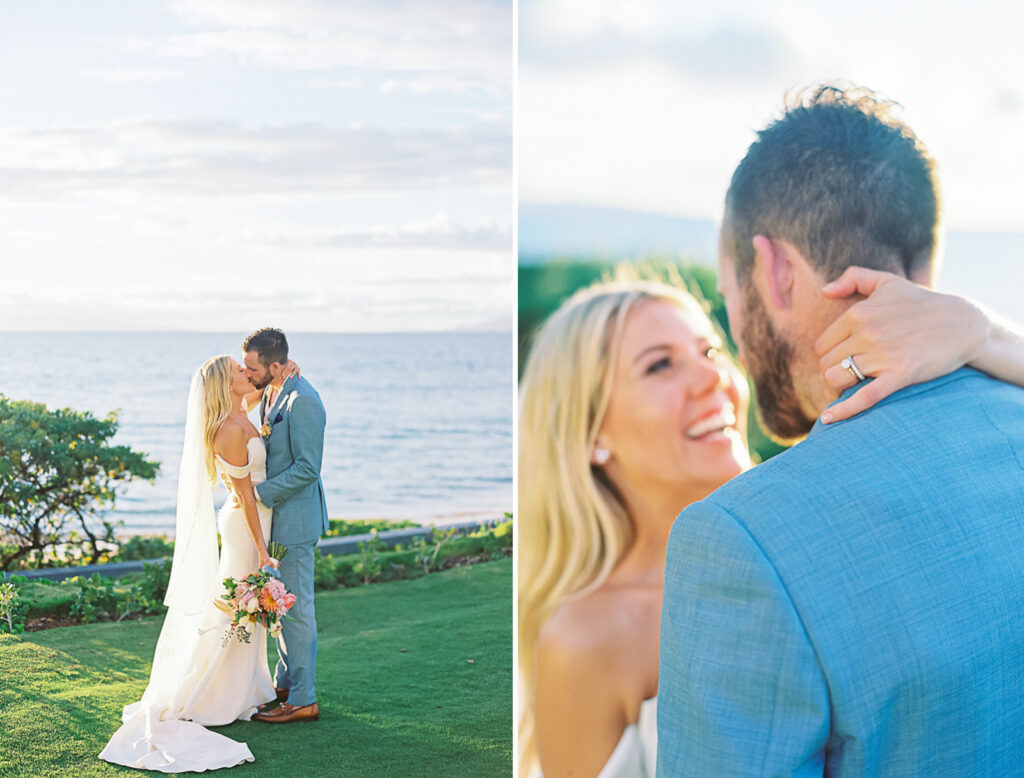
<box><xmin>100</xmin><ymin>436</ymin><xmax>276</xmax><ymax>773</ymax></box>
<box><xmin>597</xmin><ymin>697</ymin><xmax>657</xmax><ymax>778</ymax></box>
<box><xmin>535</xmin><ymin>697</ymin><xmax>657</xmax><ymax>778</ymax></box>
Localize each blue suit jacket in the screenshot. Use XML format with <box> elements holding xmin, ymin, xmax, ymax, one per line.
<box><xmin>257</xmin><ymin>375</ymin><xmax>329</xmax><ymax>545</ymax></box>
<box><xmin>657</xmin><ymin>368</ymin><xmax>1024</xmax><ymax>776</ymax></box>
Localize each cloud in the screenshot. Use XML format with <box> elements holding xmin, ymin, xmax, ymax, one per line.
<box><xmin>0</xmin><ymin>283</ymin><xmax>511</xmax><ymax>333</ymax></box>
<box><xmin>994</xmin><ymin>88</ymin><xmax>1023</xmax><ymax>116</ymax></box>
<box><xmin>0</xmin><ymin>119</ymin><xmax>510</xmax><ymax>199</ymax></box>
<box><xmin>162</xmin><ymin>0</ymin><xmax>511</xmax><ymax>89</ymax></box>
<box><xmin>521</xmin><ymin>12</ymin><xmax>797</xmax><ymax>86</ymax></box>
<box><xmin>380</xmin><ymin>73</ymin><xmax>508</xmax><ymax>97</ymax></box>
<box><xmin>665</xmin><ymin>25</ymin><xmax>793</xmax><ymax>82</ymax></box>
<box><xmin>310</xmin><ymin>77</ymin><xmax>364</xmax><ymax>90</ymax></box>
<box><xmin>80</xmin><ymin>68</ymin><xmax>185</xmax><ymax>83</ymax></box>
<box><xmin>257</xmin><ymin>212</ymin><xmax>511</xmax><ymax>252</ymax></box>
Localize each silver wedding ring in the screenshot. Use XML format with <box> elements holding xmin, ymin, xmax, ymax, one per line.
<box><xmin>841</xmin><ymin>355</ymin><xmax>866</xmax><ymax>382</ymax></box>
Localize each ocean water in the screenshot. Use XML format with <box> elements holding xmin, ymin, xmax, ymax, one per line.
<box><xmin>1</xmin><ymin>332</ymin><xmax>512</xmax><ymax>536</ymax></box>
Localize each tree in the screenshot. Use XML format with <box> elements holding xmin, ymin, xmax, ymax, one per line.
<box><xmin>0</xmin><ymin>396</ymin><xmax>160</xmax><ymax>571</ymax></box>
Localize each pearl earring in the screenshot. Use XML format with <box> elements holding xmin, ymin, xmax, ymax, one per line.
<box><xmin>593</xmin><ymin>447</ymin><xmax>610</xmax><ymax>465</ymax></box>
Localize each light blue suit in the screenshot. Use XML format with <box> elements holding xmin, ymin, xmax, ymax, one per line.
<box><xmin>657</xmin><ymin>368</ymin><xmax>1024</xmax><ymax>776</ymax></box>
<box><xmin>255</xmin><ymin>375</ymin><xmax>329</xmax><ymax>708</ymax></box>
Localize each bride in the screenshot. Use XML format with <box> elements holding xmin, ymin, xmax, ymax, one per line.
<box><xmin>517</xmin><ymin>273</ymin><xmax>1024</xmax><ymax>778</ymax></box>
<box><xmin>100</xmin><ymin>355</ymin><xmax>292</xmax><ymax>772</ymax></box>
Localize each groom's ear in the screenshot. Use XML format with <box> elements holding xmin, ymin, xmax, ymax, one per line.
<box><xmin>752</xmin><ymin>234</ymin><xmax>794</xmax><ymax>311</ymax></box>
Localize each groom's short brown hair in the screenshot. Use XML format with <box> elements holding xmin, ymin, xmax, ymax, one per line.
<box><xmin>722</xmin><ymin>83</ymin><xmax>941</xmax><ymax>284</ymax></box>
<box><xmin>243</xmin><ymin>327</ymin><xmax>289</xmax><ymax>367</ymax></box>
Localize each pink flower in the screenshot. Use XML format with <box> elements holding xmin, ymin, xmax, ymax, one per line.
<box><xmin>258</xmin><ymin>577</ymin><xmax>293</xmax><ymax>615</ymax></box>
<box><xmin>265</xmin><ymin>578</ymin><xmax>286</xmax><ymax>600</ymax></box>
<box><xmin>237</xmin><ymin>588</ymin><xmax>257</xmax><ymax>610</ymax></box>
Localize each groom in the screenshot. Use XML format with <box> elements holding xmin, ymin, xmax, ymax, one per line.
<box><xmin>241</xmin><ymin>327</ymin><xmax>329</xmax><ymax>724</ymax></box>
<box><xmin>657</xmin><ymin>85</ymin><xmax>1024</xmax><ymax>774</ymax></box>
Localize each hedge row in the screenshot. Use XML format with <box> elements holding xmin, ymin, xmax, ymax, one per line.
<box><xmin>0</xmin><ymin>519</ymin><xmax>512</xmax><ymax>634</ymax></box>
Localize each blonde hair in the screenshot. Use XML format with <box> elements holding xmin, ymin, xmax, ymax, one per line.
<box><xmin>517</xmin><ymin>276</ymin><xmax>708</xmax><ymax>774</ymax></box>
<box><xmin>198</xmin><ymin>355</ymin><xmax>234</xmax><ymax>484</ymax></box>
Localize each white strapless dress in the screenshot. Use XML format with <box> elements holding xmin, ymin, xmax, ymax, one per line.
<box><xmin>597</xmin><ymin>697</ymin><xmax>657</xmax><ymax>778</ymax></box>
<box><xmin>535</xmin><ymin>697</ymin><xmax>657</xmax><ymax>778</ymax></box>
<box><xmin>100</xmin><ymin>437</ymin><xmax>276</xmax><ymax>773</ymax></box>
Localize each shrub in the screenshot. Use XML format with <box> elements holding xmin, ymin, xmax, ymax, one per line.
<box><xmin>0</xmin><ymin>581</ymin><xmax>27</xmax><ymax>634</ymax></box>
<box><xmin>0</xmin><ymin>397</ymin><xmax>160</xmax><ymax>571</ymax></box>
<box><xmin>115</xmin><ymin>535</ymin><xmax>175</xmax><ymax>561</ymax></box>
<box><xmin>68</xmin><ymin>574</ymin><xmax>120</xmax><ymax>624</ymax></box>
<box><xmin>326</xmin><ymin>518</ymin><xmax>419</xmax><ymax>537</ymax></box>
<box><xmin>353</xmin><ymin>532</ymin><xmax>386</xmax><ymax>585</ymax></box>
<box><xmin>313</xmin><ymin>549</ymin><xmax>340</xmax><ymax>590</ymax></box>
<box><xmin>138</xmin><ymin>558</ymin><xmax>171</xmax><ymax>603</ymax></box>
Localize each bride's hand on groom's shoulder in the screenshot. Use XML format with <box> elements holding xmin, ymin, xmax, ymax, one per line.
<box><xmin>815</xmin><ymin>266</ymin><xmax>988</xmax><ymax>423</ymax></box>
<box><xmin>281</xmin><ymin>360</ymin><xmax>301</xmax><ymax>381</ymax></box>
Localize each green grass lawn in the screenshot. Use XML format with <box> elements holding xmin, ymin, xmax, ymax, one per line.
<box><xmin>0</xmin><ymin>559</ymin><xmax>512</xmax><ymax>777</ymax></box>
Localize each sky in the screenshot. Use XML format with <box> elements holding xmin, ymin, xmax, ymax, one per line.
<box><xmin>520</xmin><ymin>0</ymin><xmax>1024</xmax><ymax>235</ymax></box>
<box><xmin>0</xmin><ymin>0</ymin><xmax>512</xmax><ymax>332</ymax></box>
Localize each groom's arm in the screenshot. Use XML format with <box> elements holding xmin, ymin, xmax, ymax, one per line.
<box><xmin>255</xmin><ymin>394</ymin><xmax>326</xmax><ymax>508</ymax></box>
<box><xmin>657</xmin><ymin>501</ymin><xmax>830</xmax><ymax>777</ymax></box>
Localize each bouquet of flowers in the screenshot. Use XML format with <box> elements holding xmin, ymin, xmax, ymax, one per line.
<box><xmin>216</xmin><ymin>542</ymin><xmax>296</xmax><ymax>645</ymax></box>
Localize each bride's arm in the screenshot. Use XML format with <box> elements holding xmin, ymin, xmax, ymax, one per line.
<box><xmin>815</xmin><ymin>266</ymin><xmax>1024</xmax><ymax>422</ymax></box>
<box><xmin>241</xmin><ymin>390</ymin><xmax>263</xmax><ymax>415</ymax></box>
<box><xmin>214</xmin><ymin>425</ymin><xmax>274</xmax><ymax>570</ymax></box>
<box><xmin>240</xmin><ymin>360</ymin><xmax>302</xmax><ymax>413</ymax></box>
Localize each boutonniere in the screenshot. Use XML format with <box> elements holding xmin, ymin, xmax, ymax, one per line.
<box><xmin>260</xmin><ymin>422</ymin><xmax>273</xmax><ymax>439</ymax></box>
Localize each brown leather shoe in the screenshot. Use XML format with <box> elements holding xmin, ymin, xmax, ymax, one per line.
<box><xmin>253</xmin><ymin>701</ymin><xmax>319</xmax><ymax>724</ymax></box>
<box><xmin>256</xmin><ymin>687</ymin><xmax>290</xmax><ymax>713</ymax></box>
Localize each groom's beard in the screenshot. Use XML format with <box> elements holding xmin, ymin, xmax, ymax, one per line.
<box><xmin>739</xmin><ymin>285</ymin><xmax>816</xmax><ymax>443</ymax></box>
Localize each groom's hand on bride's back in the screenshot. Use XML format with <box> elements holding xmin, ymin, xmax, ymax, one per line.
<box><xmin>814</xmin><ymin>266</ymin><xmax>988</xmax><ymax>424</ymax></box>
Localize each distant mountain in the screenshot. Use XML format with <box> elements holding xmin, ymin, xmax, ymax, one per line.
<box><xmin>456</xmin><ymin>313</ymin><xmax>513</xmax><ymax>332</ymax></box>
<box><xmin>518</xmin><ymin>202</ymin><xmax>718</xmax><ymax>265</ymax></box>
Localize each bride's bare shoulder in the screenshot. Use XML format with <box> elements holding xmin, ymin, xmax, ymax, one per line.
<box><xmin>533</xmin><ymin>588</ymin><xmax>651</xmax><ymax>771</ymax></box>
<box><xmin>212</xmin><ymin>418</ymin><xmax>250</xmax><ymax>464</ymax></box>
<box><xmin>536</xmin><ymin>587</ymin><xmax>644</xmax><ymax>677</ymax></box>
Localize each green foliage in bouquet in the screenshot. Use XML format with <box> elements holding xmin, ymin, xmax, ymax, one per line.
<box><xmin>219</xmin><ymin>552</ymin><xmax>295</xmax><ymax>646</ymax></box>
<box><xmin>0</xmin><ymin>396</ymin><xmax>160</xmax><ymax>571</ymax></box>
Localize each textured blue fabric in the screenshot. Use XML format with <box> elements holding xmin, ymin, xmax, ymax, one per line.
<box><xmin>274</xmin><ymin>538</ymin><xmax>318</xmax><ymax>707</ymax></box>
<box><xmin>258</xmin><ymin>375</ymin><xmax>330</xmax><ymax>545</ymax></box>
<box><xmin>657</xmin><ymin>368</ymin><xmax>1024</xmax><ymax>777</ymax></box>
<box><xmin>254</xmin><ymin>374</ymin><xmax>328</xmax><ymax>708</ymax></box>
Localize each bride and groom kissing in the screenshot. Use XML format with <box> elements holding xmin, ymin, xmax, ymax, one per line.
<box><xmin>519</xmin><ymin>83</ymin><xmax>1024</xmax><ymax>777</ymax></box>
<box><xmin>101</xmin><ymin>327</ymin><xmax>329</xmax><ymax>772</ymax></box>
